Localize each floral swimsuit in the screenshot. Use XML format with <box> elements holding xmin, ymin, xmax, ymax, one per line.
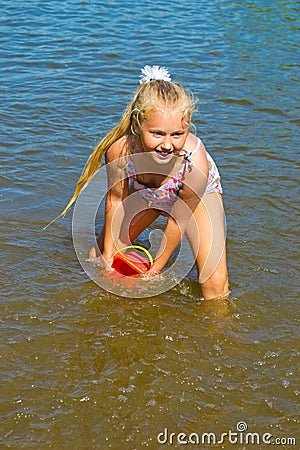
<box><xmin>126</xmin><ymin>137</ymin><xmax>222</xmax><ymax>215</ymax></box>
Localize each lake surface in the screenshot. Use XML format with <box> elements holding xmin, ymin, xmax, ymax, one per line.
<box><xmin>1</xmin><ymin>0</ymin><xmax>299</xmax><ymax>448</ymax></box>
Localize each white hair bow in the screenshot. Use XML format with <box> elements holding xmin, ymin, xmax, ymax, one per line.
<box><xmin>139</xmin><ymin>65</ymin><xmax>171</xmax><ymax>84</ymax></box>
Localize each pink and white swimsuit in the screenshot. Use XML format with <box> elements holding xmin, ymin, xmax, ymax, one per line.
<box><xmin>126</xmin><ymin>137</ymin><xmax>222</xmax><ymax>215</ymax></box>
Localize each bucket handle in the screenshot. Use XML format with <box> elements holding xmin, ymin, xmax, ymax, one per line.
<box><xmin>113</xmin><ymin>245</ymin><xmax>154</xmax><ymax>266</ymax></box>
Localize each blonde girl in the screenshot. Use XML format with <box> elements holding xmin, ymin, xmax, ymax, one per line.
<box><xmin>55</xmin><ymin>65</ymin><xmax>229</xmax><ymax>300</ymax></box>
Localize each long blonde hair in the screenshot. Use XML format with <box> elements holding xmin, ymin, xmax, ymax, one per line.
<box><xmin>48</xmin><ymin>79</ymin><xmax>196</xmax><ymax>226</ymax></box>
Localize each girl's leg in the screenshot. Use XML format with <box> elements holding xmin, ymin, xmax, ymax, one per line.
<box><xmin>185</xmin><ymin>193</ymin><xmax>229</xmax><ymax>300</ymax></box>
<box><xmin>119</xmin><ymin>208</ymin><xmax>160</xmax><ymax>244</ymax></box>
<box><xmin>89</xmin><ymin>194</ymin><xmax>160</xmax><ymax>257</ymax></box>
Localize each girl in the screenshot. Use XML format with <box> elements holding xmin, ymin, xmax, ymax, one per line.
<box><xmin>57</xmin><ymin>65</ymin><xmax>230</xmax><ymax>300</ymax></box>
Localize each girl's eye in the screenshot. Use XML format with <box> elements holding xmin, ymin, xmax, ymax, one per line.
<box><xmin>149</xmin><ymin>131</ymin><xmax>184</xmax><ymax>137</ymax></box>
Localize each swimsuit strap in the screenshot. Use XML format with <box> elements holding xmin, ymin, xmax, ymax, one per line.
<box><xmin>192</xmin><ymin>137</ymin><xmax>201</xmax><ymax>154</ymax></box>
<box><xmin>182</xmin><ymin>137</ymin><xmax>202</xmax><ymax>176</ymax></box>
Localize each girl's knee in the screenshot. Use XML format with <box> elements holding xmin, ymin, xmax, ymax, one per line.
<box><xmin>199</xmin><ymin>269</ymin><xmax>229</xmax><ymax>301</ymax></box>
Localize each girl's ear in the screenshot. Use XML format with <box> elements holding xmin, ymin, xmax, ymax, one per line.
<box><xmin>131</xmin><ymin>118</ymin><xmax>139</xmax><ymax>135</ymax></box>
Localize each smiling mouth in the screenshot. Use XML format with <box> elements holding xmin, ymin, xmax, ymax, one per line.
<box><xmin>155</xmin><ymin>149</ymin><xmax>173</xmax><ymax>157</ymax></box>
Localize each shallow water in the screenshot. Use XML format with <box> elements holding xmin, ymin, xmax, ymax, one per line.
<box><xmin>1</xmin><ymin>0</ymin><xmax>299</xmax><ymax>448</ymax></box>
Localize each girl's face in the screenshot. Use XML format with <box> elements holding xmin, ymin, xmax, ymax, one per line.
<box><xmin>135</xmin><ymin>109</ymin><xmax>189</xmax><ymax>163</ymax></box>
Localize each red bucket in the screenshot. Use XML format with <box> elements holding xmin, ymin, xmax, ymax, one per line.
<box><xmin>112</xmin><ymin>250</ymin><xmax>151</xmax><ymax>276</ymax></box>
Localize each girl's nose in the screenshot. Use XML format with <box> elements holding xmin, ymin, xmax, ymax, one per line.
<box><xmin>161</xmin><ymin>137</ymin><xmax>172</xmax><ymax>150</ymax></box>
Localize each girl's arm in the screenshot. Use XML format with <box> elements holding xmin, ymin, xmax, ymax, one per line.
<box><xmin>149</xmin><ymin>141</ymin><xmax>209</xmax><ymax>273</ymax></box>
<box><xmin>148</xmin><ymin>216</ymin><xmax>182</xmax><ymax>272</ymax></box>
<box><xmin>101</xmin><ymin>179</ymin><xmax>127</xmax><ymax>266</ymax></box>
<box><xmin>89</xmin><ymin>138</ymin><xmax>129</xmax><ymax>266</ymax></box>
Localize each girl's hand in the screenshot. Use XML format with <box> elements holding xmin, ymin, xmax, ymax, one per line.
<box><xmin>141</xmin><ymin>269</ymin><xmax>161</xmax><ymax>279</ymax></box>
<box><xmin>86</xmin><ymin>253</ymin><xmax>114</xmax><ymax>271</ymax></box>
<box><xmin>87</xmin><ymin>243</ymin><xmax>114</xmax><ymax>270</ymax></box>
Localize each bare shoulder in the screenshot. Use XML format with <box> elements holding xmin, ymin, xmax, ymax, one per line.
<box><xmin>185</xmin><ymin>133</ymin><xmax>206</xmax><ymax>154</ymax></box>
<box><xmin>105</xmin><ymin>136</ymin><xmax>129</xmax><ymax>163</ymax></box>
<box><xmin>185</xmin><ymin>133</ymin><xmax>207</xmax><ymax>164</ymax></box>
